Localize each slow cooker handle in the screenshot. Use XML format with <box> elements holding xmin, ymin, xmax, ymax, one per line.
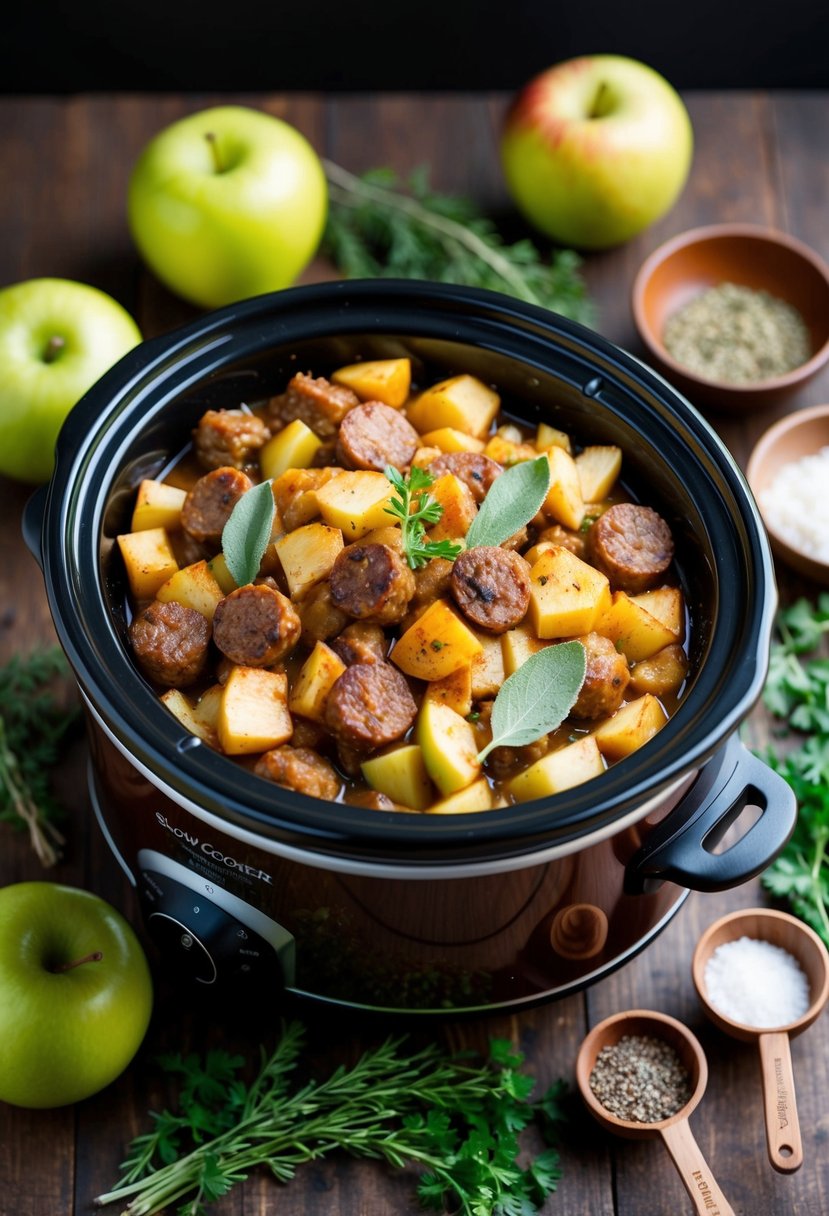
<box><xmin>22</xmin><ymin>484</ymin><xmax>48</xmax><ymax>570</ymax></box>
<box><xmin>624</xmin><ymin>732</ymin><xmax>796</xmax><ymax>895</ymax></box>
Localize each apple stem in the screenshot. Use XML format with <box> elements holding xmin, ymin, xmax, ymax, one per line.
<box><xmin>589</xmin><ymin>82</ymin><xmax>612</xmax><ymax>119</ymax></box>
<box><xmin>205</xmin><ymin>131</ymin><xmax>224</xmax><ymax>174</ymax></box>
<box><xmin>51</xmin><ymin>950</ymin><xmax>104</xmax><ymax>973</ymax></box>
<box><xmin>43</xmin><ymin>335</ymin><xmax>66</xmax><ymax>364</ymax></box>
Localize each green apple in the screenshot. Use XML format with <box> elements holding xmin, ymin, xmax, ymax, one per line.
<box><xmin>128</xmin><ymin>105</ymin><xmax>328</xmax><ymax>310</ymax></box>
<box><xmin>0</xmin><ymin>882</ymin><xmax>153</xmax><ymax>1109</ymax></box>
<box><xmin>416</xmin><ymin>698</ymin><xmax>481</xmax><ymax>797</ymax></box>
<box><xmin>0</xmin><ymin>278</ymin><xmax>141</xmax><ymax>484</ymax></box>
<box><xmin>500</xmin><ymin>55</ymin><xmax>693</xmax><ymax>249</ymax></box>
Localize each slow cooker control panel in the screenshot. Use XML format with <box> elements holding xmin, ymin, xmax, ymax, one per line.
<box><xmin>136</xmin><ymin>849</ymin><xmax>295</xmax><ymax>991</ymax></box>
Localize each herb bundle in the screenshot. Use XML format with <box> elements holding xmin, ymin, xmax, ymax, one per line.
<box><xmin>96</xmin><ymin>1024</ymin><xmax>566</xmax><ymax>1216</ymax></box>
<box><xmin>322</xmin><ymin>161</ymin><xmax>594</xmax><ymax>323</ymax></box>
<box><xmin>0</xmin><ymin>646</ymin><xmax>79</xmax><ymax>866</ymax></box>
<box><xmin>760</xmin><ymin>595</ymin><xmax>829</xmax><ymax>944</ymax></box>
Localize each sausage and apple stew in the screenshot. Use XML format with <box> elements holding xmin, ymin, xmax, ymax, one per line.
<box><xmin>117</xmin><ymin>358</ymin><xmax>689</xmax><ymax>813</ymax></box>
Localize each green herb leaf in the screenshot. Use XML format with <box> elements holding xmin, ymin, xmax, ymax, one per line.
<box><xmin>478</xmin><ymin>641</ymin><xmax>586</xmax><ymax>762</ymax></box>
<box><xmin>384</xmin><ymin>464</ymin><xmax>463</xmax><ymax>569</ymax></box>
<box><xmin>322</xmin><ymin>161</ymin><xmax>594</xmax><ymax>325</ymax></box>
<box><xmin>221</xmin><ymin>480</ymin><xmax>275</xmax><ymax>587</ymax></box>
<box><xmin>465</xmin><ymin>456</ymin><xmax>551</xmax><ymax>551</ymax></box>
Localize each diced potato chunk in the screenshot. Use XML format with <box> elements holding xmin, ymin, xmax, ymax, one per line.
<box><xmin>424</xmin><ymin>665</ymin><xmax>473</xmax><ymax>716</ymax></box>
<box><xmin>272</xmin><ymin>467</ymin><xmax>338</xmax><ymax>528</ymax></box>
<box><xmin>522</xmin><ymin>540</ymin><xmax>557</xmax><ymax>567</ymax></box>
<box><xmin>596</xmin><ymin>592</ymin><xmax>678</xmax><ymax>663</ymax></box>
<box><xmin>259</xmin><ymin>419</ymin><xmax>322</xmax><ymax>481</ymax></box>
<box><xmin>117</xmin><ymin>528</ymin><xmax>179</xmax><ymax>600</ymax></box>
<box><xmin>575</xmin><ymin>445</ymin><xmax>622</xmax><ymax>502</ymax></box>
<box><xmin>425</xmin><ymin>473</ymin><xmax>477</xmax><ymax>541</ymax></box>
<box><xmin>405</xmin><ymin>374</ymin><xmax>500</xmax><ymax>439</ymax></box>
<box><xmin>160</xmin><ymin>689</ymin><xmax>218</xmax><ymax>748</ymax></box>
<box><xmin>528</xmin><ymin>547</ymin><xmax>612</xmax><ymax>639</ymax></box>
<box><xmin>130</xmin><ymin>479</ymin><xmax>187</xmax><ymax>532</ymax></box>
<box><xmin>420</xmin><ymin>427</ymin><xmax>485</xmax><ymax>454</ymax></box>
<box><xmin>629</xmin><ymin>587</ymin><xmax>685</xmax><ymax>642</ymax></box>
<box><xmin>392</xmin><ymin>599</ymin><xmax>482</xmax><ymax>680</ymax></box>
<box><xmin>192</xmin><ymin>684</ymin><xmax>224</xmax><ymax>733</ymax></box>
<box><xmin>315</xmin><ymin>471</ymin><xmax>396</xmax><ymax>540</ymax></box>
<box><xmin>428</xmin><ymin>778</ymin><xmax>494</xmax><ymax>815</ymax></box>
<box><xmin>417</xmin><ymin>699</ymin><xmax>481</xmax><ymax>796</ymax></box>
<box><xmin>535</xmin><ymin>423</ymin><xmax>572</xmax><ymax>454</ymax></box>
<box><xmin>470</xmin><ymin>630</ymin><xmax>506</xmax><ymax>699</ymax></box>
<box><xmin>544</xmin><ymin>446</ymin><xmax>584</xmax><ymax>530</ymax></box>
<box><xmin>332</xmin><ymin>357</ymin><xmax>411</xmax><ymax>407</ymax></box>
<box><xmin>156</xmin><ymin>559</ymin><xmax>225</xmax><ymax>620</ymax></box>
<box><xmin>361</xmin><ymin>744</ymin><xmax>433</xmax><ymax>810</ymax></box>
<box><xmin>288</xmin><ymin>642</ymin><xmax>347</xmax><ymax>722</ymax></box>
<box><xmin>273</xmin><ymin>523</ymin><xmax>344</xmax><ymax>600</ymax></box>
<box><xmin>501</xmin><ymin>625</ymin><xmax>551</xmax><ymax>676</ymax></box>
<box><xmin>629</xmin><ymin>644</ymin><xmax>689</xmax><ymax>697</ymax></box>
<box><xmin>592</xmin><ymin>694</ymin><xmax>667</xmax><ymax>761</ymax></box>
<box><xmin>218</xmin><ymin>668</ymin><xmax>292</xmax><ymax>755</ymax></box>
<box><xmin>482</xmin><ymin>435</ymin><xmax>538</xmax><ymax>465</ymax></box>
<box><xmin>207</xmin><ymin>552</ymin><xmax>238</xmax><ymax>595</ymax></box>
<box><xmin>509</xmin><ymin>735</ymin><xmax>605</xmax><ymax>802</ymax></box>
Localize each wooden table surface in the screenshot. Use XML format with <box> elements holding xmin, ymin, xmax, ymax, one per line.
<box><xmin>2</xmin><ymin>90</ymin><xmax>829</xmax><ymax>1216</ymax></box>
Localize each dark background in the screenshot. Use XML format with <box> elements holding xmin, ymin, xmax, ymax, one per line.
<box><xmin>5</xmin><ymin>0</ymin><xmax>829</xmax><ymax>92</ymax></box>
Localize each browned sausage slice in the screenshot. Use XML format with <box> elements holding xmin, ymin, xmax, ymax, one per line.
<box><xmin>193</xmin><ymin>409</ymin><xmax>269</xmax><ymax>470</ymax></box>
<box><xmin>330</xmin><ymin>622</ymin><xmax>389</xmax><ymax>666</ymax></box>
<box><xmin>254</xmin><ymin>745</ymin><xmax>341</xmax><ymax>800</ymax></box>
<box><xmin>450</xmin><ymin>546</ymin><xmax>531</xmax><ymax>633</ymax></box>
<box><xmin>569</xmin><ymin>632</ymin><xmax>630</xmax><ymax>720</ymax></box>
<box><xmin>587</xmin><ymin>503</ymin><xmax>674</xmax><ymax>593</ymax></box>
<box><xmin>181</xmin><ymin>466</ymin><xmax>254</xmax><ymax>545</ymax></box>
<box><xmin>428</xmin><ymin>452</ymin><xmax>502</xmax><ymax>504</ymax></box>
<box><xmin>130</xmin><ymin>599</ymin><xmax>211</xmax><ymax>688</ymax></box>
<box><xmin>212</xmin><ymin>583</ymin><xmax>301</xmax><ymax>666</ymax></box>
<box><xmin>324</xmin><ymin>661</ymin><xmax>417</xmax><ymax>749</ymax></box>
<box><xmin>267</xmin><ymin>372</ymin><xmax>359</xmax><ymax>438</ymax></box>
<box><xmin>329</xmin><ymin>544</ymin><xmax>416</xmax><ymax>625</ymax></box>
<box><xmin>336</xmin><ymin>401</ymin><xmax>419</xmax><ymax>472</ymax></box>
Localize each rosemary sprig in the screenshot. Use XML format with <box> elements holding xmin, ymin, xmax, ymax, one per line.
<box><xmin>96</xmin><ymin>1025</ymin><xmax>566</xmax><ymax>1216</ymax></box>
<box><xmin>0</xmin><ymin>646</ymin><xmax>79</xmax><ymax>866</ymax></box>
<box><xmin>322</xmin><ymin>160</ymin><xmax>594</xmax><ymax>323</ymax></box>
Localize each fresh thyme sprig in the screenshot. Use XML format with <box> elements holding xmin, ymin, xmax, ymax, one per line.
<box><xmin>322</xmin><ymin>160</ymin><xmax>594</xmax><ymax>323</ymax></box>
<box><xmin>0</xmin><ymin>646</ymin><xmax>79</xmax><ymax>866</ymax></box>
<box><xmin>96</xmin><ymin>1025</ymin><xmax>566</xmax><ymax>1216</ymax></box>
<box><xmin>384</xmin><ymin>465</ymin><xmax>462</xmax><ymax>569</ymax></box>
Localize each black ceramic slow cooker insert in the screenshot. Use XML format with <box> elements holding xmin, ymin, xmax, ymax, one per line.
<box><xmin>24</xmin><ymin>281</ymin><xmax>795</xmax><ymax>1013</ymax></box>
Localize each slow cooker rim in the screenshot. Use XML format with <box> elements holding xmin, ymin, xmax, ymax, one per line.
<box><xmin>37</xmin><ymin>280</ymin><xmax>776</xmax><ymax>863</ymax></box>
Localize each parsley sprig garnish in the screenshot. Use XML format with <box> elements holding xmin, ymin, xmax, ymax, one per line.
<box><xmin>0</xmin><ymin>646</ymin><xmax>79</xmax><ymax>866</ymax></box>
<box><xmin>96</xmin><ymin>1024</ymin><xmax>566</xmax><ymax>1216</ymax></box>
<box><xmin>384</xmin><ymin>465</ymin><xmax>462</xmax><ymax>569</ymax></box>
<box><xmin>760</xmin><ymin>594</ymin><xmax>829</xmax><ymax>943</ymax></box>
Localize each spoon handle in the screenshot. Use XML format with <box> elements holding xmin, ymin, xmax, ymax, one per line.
<box><xmin>758</xmin><ymin>1030</ymin><xmax>803</xmax><ymax>1172</ymax></box>
<box><xmin>660</xmin><ymin>1118</ymin><xmax>735</xmax><ymax>1216</ymax></box>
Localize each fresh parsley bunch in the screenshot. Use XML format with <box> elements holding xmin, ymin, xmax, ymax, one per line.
<box><xmin>760</xmin><ymin>594</ymin><xmax>829</xmax><ymax>944</ymax></box>
<box><xmin>96</xmin><ymin>1025</ymin><xmax>567</xmax><ymax>1216</ymax></box>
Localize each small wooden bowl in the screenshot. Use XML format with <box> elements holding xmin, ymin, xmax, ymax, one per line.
<box><xmin>746</xmin><ymin>403</ymin><xmax>829</xmax><ymax>584</ymax></box>
<box><xmin>692</xmin><ymin>908</ymin><xmax>829</xmax><ymax>1172</ymax></box>
<box><xmin>576</xmin><ymin>1010</ymin><xmax>736</xmax><ymax>1215</ymax></box>
<box><xmin>632</xmin><ymin>224</ymin><xmax>829</xmax><ymax>413</ymax></box>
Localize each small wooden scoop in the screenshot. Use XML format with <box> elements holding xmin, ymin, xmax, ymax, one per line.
<box><xmin>692</xmin><ymin>907</ymin><xmax>829</xmax><ymax>1174</ymax></box>
<box><xmin>576</xmin><ymin>1009</ymin><xmax>735</xmax><ymax>1216</ymax></box>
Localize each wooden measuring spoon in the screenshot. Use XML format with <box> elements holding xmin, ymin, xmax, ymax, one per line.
<box><xmin>576</xmin><ymin>1009</ymin><xmax>735</xmax><ymax>1216</ymax></box>
<box><xmin>692</xmin><ymin>907</ymin><xmax>829</xmax><ymax>1174</ymax></box>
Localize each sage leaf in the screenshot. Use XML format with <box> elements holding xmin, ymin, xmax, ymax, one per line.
<box><xmin>465</xmin><ymin>455</ymin><xmax>551</xmax><ymax>550</ymax></box>
<box><xmin>221</xmin><ymin>480</ymin><xmax>275</xmax><ymax>588</ymax></box>
<box><xmin>477</xmin><ymin>640</ymin><xmax>586</xmax><ymax>762</ymax></box>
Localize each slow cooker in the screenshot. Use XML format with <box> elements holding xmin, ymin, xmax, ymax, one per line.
<box><xmin>23</xmin><ymin>281</ymin><xmax>795</xmax><ymax>1014</ymax></box>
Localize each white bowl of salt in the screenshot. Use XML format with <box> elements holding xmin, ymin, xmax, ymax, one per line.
<box><xmin>692</xmin><ymin>907</ymin><xmax>829</xmax><ymax>1175</ymax></box>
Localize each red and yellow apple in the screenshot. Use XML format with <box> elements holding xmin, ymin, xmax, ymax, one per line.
<box><xmin>500</xmin><ymin>55</ymin><xmax>693</xmax><ymax>250</ymax></box>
